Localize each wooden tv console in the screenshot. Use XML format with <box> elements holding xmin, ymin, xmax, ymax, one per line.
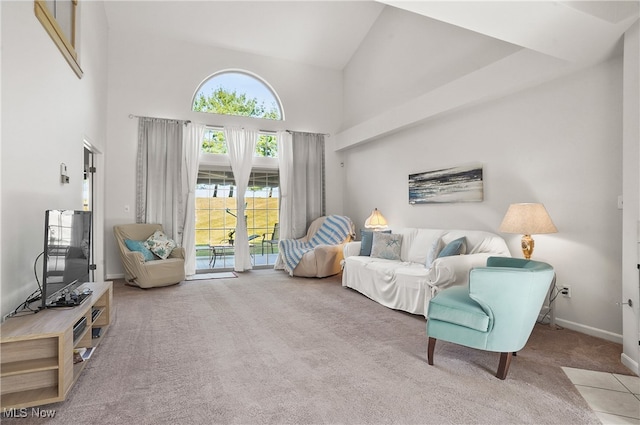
<box><xmin>0</xmin><ymin>281</ymin><xmax>112</xmax><ymax>409</ymax></box>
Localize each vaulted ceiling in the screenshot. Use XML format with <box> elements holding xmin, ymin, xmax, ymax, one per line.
<box><xmin>103</xmin><ymin>1</ymin><xmax>385</xmax><ymax>70</ymax></box>
<box><xmin>104</xmin><ymin>1</ymin><xmax>639</xmax><ymax>71</ymax></box>
<box><xmin>103</xmin><ymin>1</ymin><xmax>639</xmax><ymax>146</ymax></box>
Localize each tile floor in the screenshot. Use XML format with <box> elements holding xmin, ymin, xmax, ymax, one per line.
<box><xmin>563</xmin><ymin>367</ymin><xmax>640</xmax><ymax>424</ymax></box>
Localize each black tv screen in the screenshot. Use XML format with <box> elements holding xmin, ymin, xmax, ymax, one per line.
<box><xmin>41</xmin><ymin>210</ymin><xmax>92</xmax><ymax>308</ymax></box>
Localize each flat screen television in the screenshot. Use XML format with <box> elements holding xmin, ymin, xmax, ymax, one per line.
<box><xmin>41</xmin><ymin>210</ymin><xmax>92</xmax><ymax>308</ymax></box>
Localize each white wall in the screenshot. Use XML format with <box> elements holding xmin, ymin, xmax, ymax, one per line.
<box><xmin>342</xmin><ymin>6</ymin><xmax>520</xmax><ymax>130</ymax></box>
<box><xmin>341</xmin><ymin>57</ymin><xmax>624</xmax><ymax>341</ymax></box>
<box><xmin>0</xmin><ymin>1</ymin><xmax>108</xmax><ymax>318</ymax></box>
<box><xmin>105</xmin><ymin>32</ymin><xmax>344</xmax><ymax>278</ymax></box>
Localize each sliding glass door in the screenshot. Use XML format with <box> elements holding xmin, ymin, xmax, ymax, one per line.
<box><xmin>195</xmin><ymin>168</ymin><xmax>279</xmax><ymax>271</ymax></box>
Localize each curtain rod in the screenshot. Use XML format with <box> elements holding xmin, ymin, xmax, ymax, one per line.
<box><xmin>286</xmin><ymin>130</ymin><xmax>330</xmax><ymax>137</ymax></box>
<box><xmin>202</xmin><ymin>125</ymin><xmax>330</xmax><ymax>137</ymax></box>
<box><xmin>203</xmin><ymin>124</ymin><xmax>276</xmax><ymax>134</ymax></box>
<box><xmin>129</xmin><ymin>114</ymin><xmax>191</xmax><ymax>125</ymax></box>
<box><xmin>129</xmin><ymin>114</ymin><xmax>329</xmax><ymax>136</ymax></box>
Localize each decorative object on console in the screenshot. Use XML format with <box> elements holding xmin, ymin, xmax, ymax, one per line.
<box><xmin>498</xmin><ymin>203</ymin><xmax>557</xmax><ymax>259</ymax></box>
<box><xmin>364</xmin><ymin>208</ymin><xmax>388</xmax><ymax>230</ymax></box>
<box><xmin>409</xmin><ymin>163</ymin><xmax>483</xmax><ymax>204</ymax></box>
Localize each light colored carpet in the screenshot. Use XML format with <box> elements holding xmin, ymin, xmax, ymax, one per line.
<box><xmin>6</xmin><ymin>270</ymin><xmax>626</xmax><ymax>424</ymax></box>
<box><xmin>186</xmin><ymin>272</ymin><xmax>237</xmax><ymax>280</ymax></box>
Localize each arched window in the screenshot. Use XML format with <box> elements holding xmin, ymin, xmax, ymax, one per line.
<box><xmin>192</xmin><ymin>70</ymin><xmax>283</xmax><ymax>121</ymax></box>
<box><xmin>193</xmin><ymin>71</ymin><xmax>282</xmax><ymax>272</ymax></box>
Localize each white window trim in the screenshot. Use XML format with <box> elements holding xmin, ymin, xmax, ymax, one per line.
<box><xmin>192</xmin><ymin>69</ymin><xmax>285</xmax><ymax>121</ymax></box>
<box><xmin>199</xmin><ymin>126</ymin><xmax>279</xmax><ymax>170</ymax></box>
<box><xmin>199</xmin><ymin>153</ymin><xmax>278</xmax><ymax>170</ymax></box>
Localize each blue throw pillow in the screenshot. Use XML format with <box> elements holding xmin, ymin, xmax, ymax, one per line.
<box><xmin>360</xmin><ymin>230</ymin><xmax>392</xmax><ymax>256</ymax></box>
<box><xmin>437</xmin><ymin>237</ymin><xmax>467</xmax><ymax>258</ymax></box>
<box><xmin>124</xmin><ymin>239</ymin><xmax>156</xmax><ymax>262</ymax></box>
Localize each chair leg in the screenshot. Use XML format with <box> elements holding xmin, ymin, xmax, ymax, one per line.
<box><xmin>496</xmin><ymin>352</ymin><xmax>513</xmax><ymax>380</ymax></box>
<box><xmin>427</xmin><ymin>337</ymin><xmax>436</xmax><ymax>365</ymax></box>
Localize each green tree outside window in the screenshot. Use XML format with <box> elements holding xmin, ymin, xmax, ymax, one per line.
<box><xmin>194</xmin><ymin>87</ymin><xmax>279</xmax><ymax>157</ymax></box>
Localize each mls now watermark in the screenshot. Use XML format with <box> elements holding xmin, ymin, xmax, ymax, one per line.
<box><xmin>2</xmin><ymin>408</ymin><xmax>57</xmax><ymax>418</ymax></box>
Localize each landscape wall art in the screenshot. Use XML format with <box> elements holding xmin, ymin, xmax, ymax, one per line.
<box><xmin>409</xmin><ymin>163</ymin><xmax>484</xmax><ymax>204</ymax></box>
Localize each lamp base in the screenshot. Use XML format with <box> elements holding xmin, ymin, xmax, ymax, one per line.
<box><xmin>521</xmin><ymin>234</ymin><xmax>534</xmax><ymax>259</ymax></box>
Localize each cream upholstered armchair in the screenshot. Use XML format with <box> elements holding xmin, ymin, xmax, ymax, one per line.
<box><xmin>276</xmin><ymin>215</ymin><xmax>355</xmax><ymax>278</ymax></box>
<box><xmin>113</xmin><ymin>223</ymin><xmax>185</xmax><ymax>288</ymax></box>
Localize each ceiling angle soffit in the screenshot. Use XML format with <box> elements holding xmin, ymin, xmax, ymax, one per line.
<box><xmin>377</xmin><ymin>0</ymin><xmax>639</xmax><ymax>65</ymax></box>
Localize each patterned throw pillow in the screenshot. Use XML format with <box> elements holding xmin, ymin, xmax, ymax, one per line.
<box><xmin>370</xmin><ymin>232</ymin><xmax>403</xmax><ymax>261</ymax></box>
<box><xmin>124</xmin><ymin>239</ymin><xmax>156</xmax><ymax>262</ymax></box>
<box><xmin>144</xmin><ymin>230</ymin><xmax>176</xmax><ymax>260</ymax></box>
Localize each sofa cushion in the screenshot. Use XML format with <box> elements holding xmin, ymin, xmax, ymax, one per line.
<box><xmin>371</xmin><ymin>233</ymin><xmax>403</xmax><ymax>260</ymax></box>
<box><xmin>144</xmin><ymin>230</ymin><xmax>176</xmax><ymax>260</ymax></box>
<box><xmin>360</xmin><ymin>230</ymin><xmax>391</xmax><ymax>256</ymax></box>
<box><xmin>438</xmin><ymin>236</ymin><xmax>467</xmax><ymax>258</ymax></box>
<box><xmin>404</xmin><ymin>229</ymin><xmax>443</xmax><ymax>264</ymax></box>
<box><xmin>428</xmin><ymin>286</ymin><xmax>490</xmax><ymax>332</ymax></box>
<box><xmin>342</xmin><ymin>256</ymin><xmax>429</xmax><ymax>315</ymax></box>
<box><xmin>125</xmin><ymin>239</ymin><xmax>156</xmax><ymax>262</ymax></box>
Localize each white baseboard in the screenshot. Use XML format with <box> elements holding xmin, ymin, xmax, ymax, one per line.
<box><xmin>554</xmin><ymin>317</ymin><xmax>623</xmax><ymax>344</ymax></box>
<box><xmin>621</xmin><ymin>353</ymin><xmax>639</xmax><ymax>376</ymax></box>
<box><xmin>106</xmin><ymin>273</ymin><xmax>125</xmax><ymax>280</ymax></box>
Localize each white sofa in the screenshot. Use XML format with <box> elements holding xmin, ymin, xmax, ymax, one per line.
<box><xmin>341</xmin><ymin>228</ymin><xmax>511</xmax><ymax>317</ymax></box>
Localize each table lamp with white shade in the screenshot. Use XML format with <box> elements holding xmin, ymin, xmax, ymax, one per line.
<box><xmin>498</xmin><ymin>203</ymin><xmax>557</xmax><ymax>259</ymax></box>
<box><xmin>364</xmin><ymin>208</ymin><xmax>388</xmax><ymax>231</ymax></box>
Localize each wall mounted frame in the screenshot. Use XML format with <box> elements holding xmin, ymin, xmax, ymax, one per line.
<box><xmin>34</xmin><ymin>0</ymin><xmax>83</xmax><ymax>78</ymax></box>
<box><xmin>409</xmin><ymin>163</ymin><xmax>484</xmax><ymax>204</ymax></box>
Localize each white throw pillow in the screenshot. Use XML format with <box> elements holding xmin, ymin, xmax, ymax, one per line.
<box><xmin>406</xmin><ymin>229</ymin><xmax>444</xmax><ymax>264</ymax></box>
<box><xmin>425</xmin><ymin>237</ymin><xmax>445</xmax><ymax>268</ymax></box>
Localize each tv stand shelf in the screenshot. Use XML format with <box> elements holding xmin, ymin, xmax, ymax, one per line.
<box><xmin>0</xmin><ymin>281</ymin><xmax>112</xmax><ymax>409</ymax></box>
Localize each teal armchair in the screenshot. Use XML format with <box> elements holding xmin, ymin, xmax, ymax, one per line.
<box><xmin>426</xmin><ymin>257</ymin><xmax>555</xmax><ymax>379</ymax></box>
